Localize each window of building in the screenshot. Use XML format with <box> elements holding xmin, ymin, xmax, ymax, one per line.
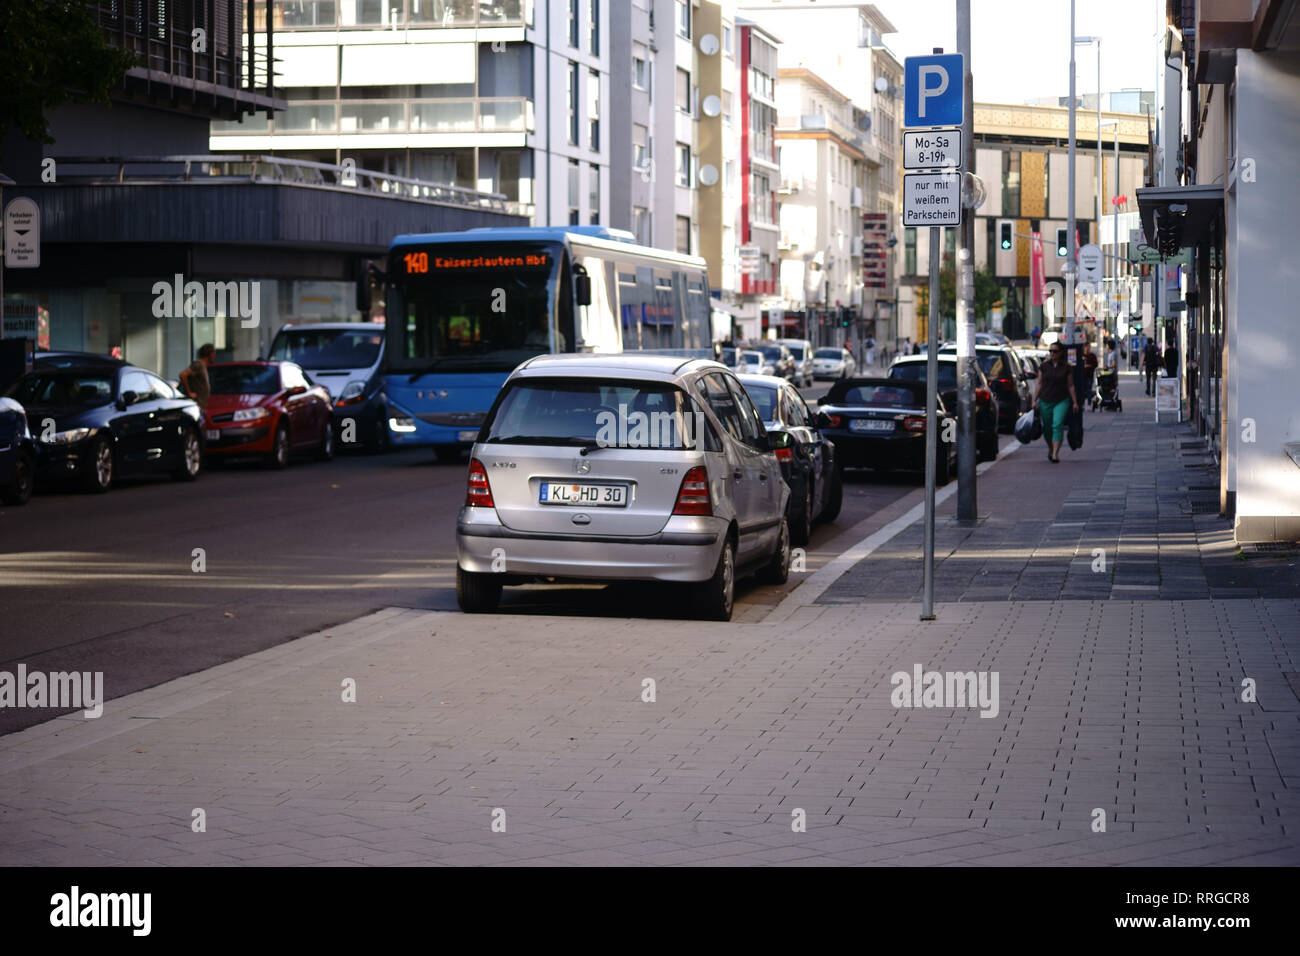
<box><xmin>633</xmin><ymin>207</ymin><xmax>652</xmax><ymax>246</ymax></box>
<box><xmin>633</xmin><ymin>54</ymin><xmax>649</xmax><ymax>90</ymax></box>
<box><xmin>569</xmin><ymin>159</ymin><xmax>580</xmax><ymax>224</ymax></box>
<box><xmin>905</xmin><ymin>227</ymin><xmax>917</xmax><ymax>275</ymax></box>
<box><xmin>567</xmin><ymin>62</ymin><xmax>579</xmax><ymax>145</ymax></box>
<box><xmin>751</xmin><ymin>172</ymin><xmax>773</xmax><ymax>224</ymax></box>
<box><xmin>1002</xmin><ymin>151</ymin><xmax>1021</xmax><ymax>218</ymax></box>
<box><xmin>676</xmin><ymin>143</ymin><xmax>692</xmax><ymax>186</ymax></box>
<box><xmin>722</xmin><ymin>23</ymin><xmax>733</xmax><ymax>57</ymax></box>
<box><xmin>676</xmin><ymin>68</ymin><xmax>691</xmax><ymax>113</ymax></box>
<box><xmin>588</xmin><ymin>69</ymin><xmax>600</xmax><ymax>150</ymax></box>
<box><xmin>676</xmin><ymin>0</ymin><xmax>690</xmax><ymax>38</ymax></box>
<box><xmin>568</xmin><ymin>0</ymin><xmax>579</xmax><ymax>46</ymax></box>
<box><xmin>633</xmin><ymin>124</ymin><xmax>650</xmax><ymax>169</ymax></box>
<box><xmin>676</xmin><ymin>215</ymin><xmax>691</xmax><ymax>254</ymax></box>
<box><xmin>589</xmin><ymin>163</ymin><xmax>600</xmax><ymax>224</ymax></box>
<box><xmin>589</xmin><ymin>0</ymin><xmax>599</xmax><ymax>55</ymax></box>
<box><xmin>724</xmin><ymin>159</ymin><xmax>735</xmax><ymax>188</ymax></box>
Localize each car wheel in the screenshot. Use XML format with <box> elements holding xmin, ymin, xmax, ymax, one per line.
<box><xmin>316</xmin><ymin>422</ymin><xmax>335</xmax><ymax>461</ymax></box>
<box><xmin>170</xmin><ymin>427</ymin><xmax>202</xmax><ymax>481</ymax></box>
<box><xmin>695</xmin><ymin>536</ymin><xmax>736</xmax><ymax>622</ymax></box>
<box><xmin>456</xmin><ymin>566</ymin><xmax>502</xmax><ymax>613</ymax></box>
<box><xmin>757</xmin><ymin>517</ymin><xmax>792</xmax><ymax>585</ymax></box>
<box><xmin>819</xmin><ymin>463</ymin><xmax>843</xmax><ymax>523</ymax></box>
<box><xmin>434</xmin><ymin>445</ymin><xmax>462</xmax><ymax>465</ymax></box>
<box><xmin>266</xmin><ymin>422</ymin><xmax>290</xmax><ymax>470</ymax></box>
<box><xmin>82</xmin><ymin>436</ymin><xmax>114</xmax><ymax>493</ymax></box>
<box><xmin>1</xmin><ymin>450</ymin><xmax>34</xmax><ymax>505</ymax></box>
<box><xmin>790</xmin><ymin>481</ymin><xmax>813</xmax><ymax>547</ymax></box>
<box><xmin>367</xmin><ymin>411</ymin><xmax>390</xmax><ymax>455</ymax></box>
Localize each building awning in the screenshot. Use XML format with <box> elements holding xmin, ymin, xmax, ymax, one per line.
<box><xmin>1136</xmin><ymin>184</ymin><xmax>1224</xmax><ymax>256</ymax></box>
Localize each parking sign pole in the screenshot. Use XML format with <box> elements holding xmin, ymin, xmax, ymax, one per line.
<box><xmin>922</xmin><ymin>223</ymin><xmax>940</xmax><ymax>621</ymax></box>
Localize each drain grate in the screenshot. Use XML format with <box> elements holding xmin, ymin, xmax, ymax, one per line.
<box><xmin>1188</xmin><ymin>501</ymin><xmax>1220</xmax><ymax>514</ymax></box>
<box><xmin>1243</xmin><ymin>541</ymin><xmax>1299</xmax><ymax>553</ymax></box>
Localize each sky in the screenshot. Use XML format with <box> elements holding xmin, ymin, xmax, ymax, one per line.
<box><xmin>873</xmin><ymin>0</ymin><xmax>1166</xmax><ymax>105</ymax></box>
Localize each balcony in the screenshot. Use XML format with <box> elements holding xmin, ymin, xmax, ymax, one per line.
<box><xmin>212</xmin><ymin>97</ymin><xmax>534</xmax><ymax>135</ymax></box>
<box><xmin>264</xmin><ymin>0</ymin><xmax>529</xmax><ymax>29</ymax></box>
<box><xmin>799</xmin><ymin>113</ymin><xmax>866</xmax><ymax>151</ymax></box>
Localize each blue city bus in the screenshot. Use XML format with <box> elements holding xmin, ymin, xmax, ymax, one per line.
<box><xmin>382</xmin><ymin>226</ymin><xmax>713</xmax><ymax>461</ymax></box>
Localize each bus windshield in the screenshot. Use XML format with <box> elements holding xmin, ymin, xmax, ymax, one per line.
<box><xmin>387</xmin><ymin>242</ymin><xmax>563</xmax><ymax>376</ymax></box>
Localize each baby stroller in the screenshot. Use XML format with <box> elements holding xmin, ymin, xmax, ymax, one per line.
<box><xmin>1091</xmin><ymin>368</ymin><xmax>1122</xmax><ymax>412</ymax></box>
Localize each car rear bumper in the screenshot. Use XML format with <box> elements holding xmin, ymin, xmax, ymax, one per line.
<box><xmin>826</xmin><ymin>431</ymin><xmax>928</xmax><ymax>471</ymax></box>
<box><xmin>456</xmin><ymin>507</ymin><xmax>727</xmax><ymax>583</ymax></box>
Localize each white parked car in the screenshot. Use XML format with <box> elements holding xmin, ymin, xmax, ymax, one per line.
<box><xmin>737</xmin><ymin>349</ymin><xmax>769</xmax><ymax>375</ymax></box>
<box><xmin>813</xmin><ymin>347</ymin><xmax>856</xmax><ymax>380</ymax></box>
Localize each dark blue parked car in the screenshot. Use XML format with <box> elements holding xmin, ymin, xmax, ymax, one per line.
<box><xmin>0</xmin><ymin>396</ymin><xmax>36</xmax><ymax>505</ymax></box>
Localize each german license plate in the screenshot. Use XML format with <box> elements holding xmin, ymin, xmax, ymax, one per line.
<box><xmin>850</xmin><ymin>419</ymin><xmax>894</xmax><ymax>432</ymax></box>
<box><xmin>539</xmin><ymin>482</ymin><xmax>628</xmax><ymax>507</ymax></box>
<box><xmin>458</xmin><ymin>430</ymin><xmax>478</xmax><ymax>442</ymax></box>
<box><xmin>204</xmin><ymin>429</ymin><xmax>220</xmax><ymax>441</ymax></box>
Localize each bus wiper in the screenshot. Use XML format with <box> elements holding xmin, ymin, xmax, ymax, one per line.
<box><xmin>407</xmin><ymin>360</ymin><xmax>446</xmax><ymax>382</ymax></box>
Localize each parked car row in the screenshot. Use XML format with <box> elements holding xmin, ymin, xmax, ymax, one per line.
<box><xmin>0</xmin><ymin>341</ymin><xmax>365</xmax><ymax>503</ymax></box>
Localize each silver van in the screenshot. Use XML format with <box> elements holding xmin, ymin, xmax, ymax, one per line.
<box><xmin>456</xmin><ymin>354</ymin><xmax>791</xmax><ymax>620</ymax></box>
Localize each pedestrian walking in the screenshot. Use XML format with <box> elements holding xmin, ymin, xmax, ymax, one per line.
<box><xmin>179</xmin><ymin>343</ymin><xmax>215</xmax><ymax>414</ymax></box>
<box><xmin>1164</xmin><ymin>342</ymin><xmax>1179</xmax><ymax>379</ymax></box>
<box><xmin>1080</xmin><ymin>340</ymin><xmax>1099</xmax><ymax>409</ymax></box>
<box><xmin>865</xmin><ymin>336</ymin><xmax>876</xmax><ymax>367</ymax></box>
<box><xmin>1033</xmin><ymin>342</ymin><xmax>1079</xmax><ymax>463</ymax></box>
<box><xmin>1142</xmin><ymin>340</ymin><xmax>1161</xmax><ymax>395</ymax></box>
<box><xmin>1104</xmin><ymin>338</ymin><xmax>1121</xmax><ymax>371</ymax></box>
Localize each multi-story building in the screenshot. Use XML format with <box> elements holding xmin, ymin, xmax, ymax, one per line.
<box><xmin>1</xmin><ymin>1</ymin><xmax>522</xmax><ymax>376</ymax></box>
<box><xmin>210</xmin><ymin>0</ymin><xmax>613</xmax><ymax>224</ymax></box>
<box><xmin>1139</xmin><ymin>0</ymin><xmax>1300</xmax><ymax>543</ymax></box>
<box><xmin>739</xmin><ymin>1</ymin><xmax>901</xmax><ymax>348</ymax></box>
<box><xmin>897</xmin><ymin>101</ymin><xmax>1149</xmax><ymax>344</ymax></box>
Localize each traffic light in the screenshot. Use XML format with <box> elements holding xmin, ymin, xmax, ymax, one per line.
<box><xmin>999</xmin><ymin>221</ymin><xmax>1012</xmax><ymax>250</ymax></box>
<box><xmin>1056</xmin><ymin>228</ymin><xmax>1068</xmax><ymax>257</ymax></box>
<box><xmin>840</xmin><ymin>308</ymin><xmax>849</xmax><ymax>328</ymax></box>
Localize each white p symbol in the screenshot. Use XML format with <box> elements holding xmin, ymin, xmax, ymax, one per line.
<box><xmin>917</xmin><ymin>65</ymin><xmax>949</xmax><ymax>120</ymax></box>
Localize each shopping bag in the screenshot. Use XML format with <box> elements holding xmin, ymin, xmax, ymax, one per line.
<box><xmin>1014</xmin><ymin>409</ymin><xmax>1040</xmax><ymax>445</ymax></box>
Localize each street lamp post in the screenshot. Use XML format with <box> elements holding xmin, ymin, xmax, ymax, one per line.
<box><xmin>1100</xmin><ymin>118</ymin><xmax>1120</xmax><ymax>345</ymax></box>
<box><xmin>1075</xmin><ymin>35</ymin><xmax>1102</xmax><ymax>349</ymax></box>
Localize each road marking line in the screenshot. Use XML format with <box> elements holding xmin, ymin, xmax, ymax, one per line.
<box><xmin>766</xmin><ymin>437</ymin><xmax>1023</xmax><ymax>623</ymax></box>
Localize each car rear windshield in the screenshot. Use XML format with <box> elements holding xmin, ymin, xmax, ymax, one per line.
<box><xmin>742</xmin><ymin>352</ymin><xmax>762</xmax><ymax>363</ymax></box>
<box><xmin>745</xmin><ymin>384</ymin><xmax>778</xmax><ymax>422</ymax></box>
<box><xmin>269</xmin><ymin>327</ymin><xmax>382</xmax><ymax>370</ymax></box>
<box><xmin>8</xmin><ymin>373</ymin><xmax>115</xmax><ymax>408</ymax></box>
<box><xmin>485</xmin><ymin>379</ymin><xmax>704</xmax><ymax>450</ymax></box>
<box><xmin>888</xmin><ymin>362</ymin><xmax>958</xmax><ymax>389</ymax></box>
<box><xmin>758</xmin><ymin>346</ymin><xmax>784</xmax><ymax>360</ymax></box>
<box><xmin>209</xmin><ymin>366</ymin><xmax>280</xmax><ymax>395</ymax></box>
<box><xmin>827</xmin><ymin>382</ymin><xmax>924</xmax><ymax>406</ymax></box>
<box><xmin>786</xmin><ymin>345</ymin><xmax>805</xmax><ymax>359</ymax></box>
<box><xmin>814</xmin><ymin>348</ymin><xmax>841</xmax><ymax>359</ymax></box>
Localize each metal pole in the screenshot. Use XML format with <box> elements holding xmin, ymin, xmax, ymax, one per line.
<box><xmin>1113</xmin><ymin>125</ymin><xmax>1120</xmax><ymax>343</ymax></box>
<box><xmin>955</xmin><ymin>0</ymin><xmax>976</xmax><ymax>520</ymax></box>
<box><xmin>1065</xmin><ymin>0</ymin><xmax>1077</xmax><ymax>349</ymax></box>
<box><xmin>922</xmin><ymin>225</ymin><xmax>940</xmax><ymax>621</ymax></box>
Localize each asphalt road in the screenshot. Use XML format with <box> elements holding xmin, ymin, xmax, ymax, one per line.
<box><xmin>0</xmin><ymin>374</ymin><xmax>914</xmax><ymax>735</ymax></box>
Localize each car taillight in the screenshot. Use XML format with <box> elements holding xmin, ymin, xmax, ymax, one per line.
<box><xmin>825</xmin><ymin>414</ymin><xmax>843</xmax><ymax>427</ymax></box>
<box><xmin>902</xmin><ymin>416</ymin><xmax>926</xmax><ymax>432</ymax></box>
<box><xmin>975</xmin><ymin>387</ymin><xmax>991</xmax><ymax>403</ymax></box>
<box><xmin>672</xmin><ymin>465</ymin><xmax>712</xmax><ymax>516</ymax></box>
<box><xmin>775</xmin><ymin>447</ymin><xmax>793</xmax><ymax>462</ymax></box>
<box><xmin>465</xmin><ymin>458</ymin><xmax>494</xmax><ymax>508</ymax></box>
<box><xmin>994</xmin><ymin>377</ymin><xmax>1015</xmax><ymax>390</ymax></box>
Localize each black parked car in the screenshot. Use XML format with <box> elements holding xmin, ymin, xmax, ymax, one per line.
<box><xmin>6</xmin><ymin>363</ymin><xmax>203</xmax><ymax>492</ymax></box>
<box><xmin>0</xmin><ymin>397</ymin><xmax>36</xmax><ymax>505</ymax></box>
<box><xmin>886</xmin><ymin>355</ymin><xmax>1001</xmax><ymax>461</ymax></box>
<box><xmin>817</xmin><ymin>377</ymin><xmax>957</xmax><ymax>484</ymax></box>
<box><xmin>738</xmin><ymin>373</ymin><xmax>842</xmax><ymax>545</ymax></box>
<box><xmin>938</xmin><ymin>344</ymin><xmax>1032</xmax><ymax>432</ymax></box>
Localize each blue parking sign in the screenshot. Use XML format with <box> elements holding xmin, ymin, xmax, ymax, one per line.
<box><xmin>904</xmin><ymin>54</ymin><xmax>965</xmax><ymax>128</ymax></box>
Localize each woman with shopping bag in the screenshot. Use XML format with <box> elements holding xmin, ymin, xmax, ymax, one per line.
<box><xmin>1033</xmin><ymin>343</ymin><xmax>1080</xmax><ymax>463</ymax></box>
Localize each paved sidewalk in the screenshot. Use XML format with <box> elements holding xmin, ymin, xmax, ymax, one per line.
<box><xmin>1</xmin><ymin>372</ymin><xmax>1297</xmax><ymax>865</ymax></box>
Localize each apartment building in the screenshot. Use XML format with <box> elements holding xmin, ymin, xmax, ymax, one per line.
<box><xmin>211</xmin><ymin>0</ymin><xmax>611</xmax><ymax>224</ymax></box>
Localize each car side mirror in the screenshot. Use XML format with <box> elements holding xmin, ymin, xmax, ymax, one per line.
<box><xmin>1023</xmin><ymin>370</ymin><xmax>1036</xmax><ymax>379</ymax></box>
<box><xmin>765</xmin><ymin>428</ymin><xmax>792</xmax><ymax>455</ymax></box>
<box><xmin>119</xmin><ymin>390</ymin><xmax>139</xmax><ymax>408</ymax></box>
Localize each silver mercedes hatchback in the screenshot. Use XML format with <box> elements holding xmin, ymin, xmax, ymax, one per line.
<box><xmin>456</xmin><ymin>353</ymin><xmax>791</xmax><ymax>620</ymax></box>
